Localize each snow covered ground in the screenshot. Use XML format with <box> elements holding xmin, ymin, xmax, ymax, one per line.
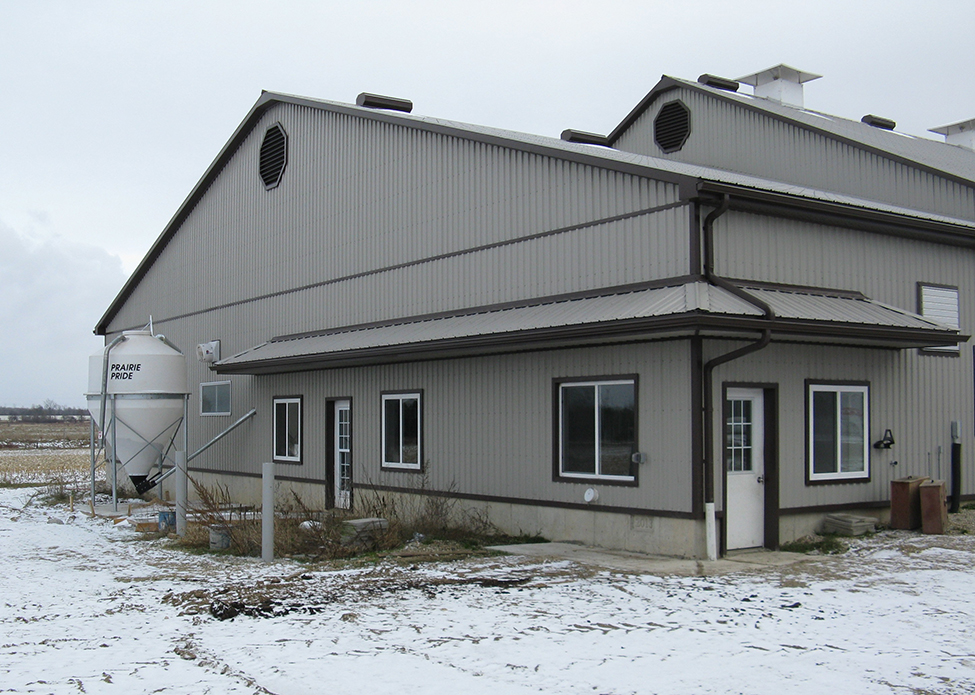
<box><xmin>2</xmin><ymin>486</ymin><xmax>974</xmax><ymax>695</ymax></box>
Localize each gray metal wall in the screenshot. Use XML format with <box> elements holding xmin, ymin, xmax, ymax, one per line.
<box><xmin>613</xmin><ymin>87</ymin><xmax>975</xmax><ymax>222</ymax></box>
<box><xmin>102</xmin><ymin>99</ymin><xmax>699</xmax><ymax>512</ymax></box>
<box><xmin>109</xmin><ymin>102</ymin><xmax>688</xmax><ymax>345</ymax></box>
<box><xmin>708</xmin><ymin>208</ymin><xmax>975</xmax><ymax>509</ymax></box>
<box><xmin>165</xmin><ymin>335</ymin><xmax>696</xmax><ymax>515</ymax></box>
<box><xmin>711</xmin><ymin>340</ymin><xmax>972</xmax><ymax>511</ymax></box>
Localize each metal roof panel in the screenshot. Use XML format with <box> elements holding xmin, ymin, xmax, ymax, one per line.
<box><xmin>217</xmin><ymin>281</ymin><xmax>959</xmax><ymax>371</ymax></box>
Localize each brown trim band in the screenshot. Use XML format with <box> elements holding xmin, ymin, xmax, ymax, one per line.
<box><xmin>700</xmin><ymin>183</ymin><xmax>975</xmax><ymax>245</ymax></box>
<box><xmin>356</xmin><ymin>482</ymin><xmax>697</xmax><ymax>519</ymax></box>
<box><xmin>185</xmin><ymin>466</ymin><xmax>698</xmax><ymax>518</ymax></box>
<box><xmin>215</xmin><ymin>312</ymin><xmax>961</xmax><ymax>375</ymax></box>
<box><xmin>780</xmin><ymin>500</ymin><xmax>889</xmax><ymax>515</ymax></box>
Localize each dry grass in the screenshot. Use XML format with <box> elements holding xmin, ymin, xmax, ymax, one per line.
<box><xmin>0</xmin><ymin>421</ymin><xmax>90</xmax><ymax>449</ymax></box>
<box><xmin>0</xmin><ymin>422</ymin><xmax>100</xmax><ymax>503</ymax></box>
<box><xmin>0</xmin><ymin>448</ymin><xmax>92</xmax><ymax>492</ymax></box>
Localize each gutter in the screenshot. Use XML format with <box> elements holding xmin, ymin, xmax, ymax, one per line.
<box><xmin>700</xmin><ymin>194</ymin><xmax>775</xmax><ymax>560</ymax></box>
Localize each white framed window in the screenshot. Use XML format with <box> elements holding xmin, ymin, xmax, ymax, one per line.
<box><xmin>382</xmin><ymin>392</ymin><xmax>421</xmax><ymax>470</ymax></box>
<box><xmin>808</xmin><ymin>383</ymin><xmax>869</xmax><ymax>482</ymax></box>
<box><xmin>200</xmin><ymin>381</ymin><xmax>231</xmax><ymax>416</ymax></box>
<box><xmin>919</xmin><ymin>284</ymin><xmax>960</xmax><ymax>353</ymax></box>
<box><xmin>557</xmin><ymin>378</ymin><xmax>636</xmax><ymax>481</ymax></box>
<box><xmin>273</xmin><ymin>396</ymin><xmax>302</xmax><ymax>463</ymax></box>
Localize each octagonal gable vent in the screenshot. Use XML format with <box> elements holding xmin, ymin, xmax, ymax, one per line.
<box><xmin>259</xmin><ymin>123</ymin><xmax>288</xmax><ymax>189</ymax></box>
<box><xmin>654</xmin><ymin>101</ymin><xmax>691</xmax><ymax>153</ymax></box>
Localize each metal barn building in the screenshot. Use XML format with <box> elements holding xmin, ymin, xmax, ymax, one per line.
<box><xmin>95</xmin><ymin>65</ymin><xmax>975</xmax><ymax>558</ymax></box>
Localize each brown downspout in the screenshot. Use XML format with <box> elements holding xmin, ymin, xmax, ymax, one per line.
<box><xmin>701</xmin><ymin>194</ymin><xmax>775</xmax><ymax>560</ymax></box>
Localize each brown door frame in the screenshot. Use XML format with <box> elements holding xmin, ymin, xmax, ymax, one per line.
<box><xmin>720</xmin><ymin>382</ymin><xmax>779</xmax><ymax>554</ymax></box>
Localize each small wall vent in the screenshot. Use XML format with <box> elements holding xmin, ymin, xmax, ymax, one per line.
<box><xmin>259</xmin><ymin>123</ymin><xmax>288</xmax><ymax>190</ymax></box>
<box><xmin>654</xmin><ymin>101</ymin><xmax>691</xmax><ymax>153</ymax></box>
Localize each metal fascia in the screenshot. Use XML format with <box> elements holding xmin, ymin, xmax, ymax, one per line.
<box><xmin>696</xmin><ymin>181</ymin><xmax>975</xmax><ymax>245</ymax></box>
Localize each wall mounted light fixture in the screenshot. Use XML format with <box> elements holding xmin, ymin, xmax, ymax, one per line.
<box><xmin>874</xmin><ymin>429</ymin><xmax>895</xmax><ymax>449</ymax></box>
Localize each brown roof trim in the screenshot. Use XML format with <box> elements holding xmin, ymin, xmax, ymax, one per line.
<box><xmin>214</xmin><ymin>312</ymin><xmax>964</xmax><ymax>375</ymax></box>
<box><xmin>607</xmin><ymin>77</ymin><xmax>975</xmax><ymax>189</ymax></box>
<box><xmin>697</xmin><ymin>181</ymin><xmax>975</xmax><ymax>244</ymax></box>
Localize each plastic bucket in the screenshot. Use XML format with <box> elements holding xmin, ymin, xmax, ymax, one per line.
<box><xmin>158</xmin><ymin>511</ymin><xmax>176</xmax><ymax>533</ymax></box>
<box><xmin>209</xmin><ymin>526</ymin><xmax>232</xmax><ymax>551</ymax></box>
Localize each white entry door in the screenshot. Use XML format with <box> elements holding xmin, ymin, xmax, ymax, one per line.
<box><xmin>725</xmin><ymin>388</ymin><xmax>765</xmax><ymax>550</ymax></box>
<box><xmin>334</xmin><ymin>400</ymin><xmax>351</xmax><ymax>509</ymax></box>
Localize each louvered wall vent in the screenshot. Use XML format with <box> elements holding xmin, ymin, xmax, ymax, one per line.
<box><xmin>654</xmin><ymin>101</ymin><xmax>691</xmax><ymax>153</ymax></box>
<box><xmin>259</xmin><ymin>123</ymin><xmax>288</xmax><ymax>189</ymax></box>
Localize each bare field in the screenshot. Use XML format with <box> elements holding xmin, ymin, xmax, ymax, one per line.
<box><xmin>0</xmin><ymin>447</ymin><xmax>92</xmax><ymax>489</ymax></box>
<box><xmin>0</xmin><ymin>420</ymin><xmax>90</xmax><ymax>448</ymax></box>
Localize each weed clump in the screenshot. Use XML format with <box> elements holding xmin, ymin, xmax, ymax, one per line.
<box><xmin>781</xmin><ymin>534</ymin><xmax>848</xmax><ymax>555</ymax></box>
<box><xmin>170</xmin><ymin>469</ymin><xmax>544</xmax><ymax>562</ymax></box>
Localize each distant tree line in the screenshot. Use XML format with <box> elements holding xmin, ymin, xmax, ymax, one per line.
<box><xmin>0</xmin><ymin>400</ymin><xmax>89</xmax><ymax>422</ymax></box>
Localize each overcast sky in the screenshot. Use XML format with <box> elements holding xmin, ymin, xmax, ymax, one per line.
<box><xmin>1</xmin><ymin>0</ymin><xmax>973</xmax><ymax>408</ymax></box>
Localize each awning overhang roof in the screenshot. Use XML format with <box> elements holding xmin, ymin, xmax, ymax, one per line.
<box><xmin>213</xmin><ymin>280</ymin><xmax>966</xmax><ymax>375</ymax></box>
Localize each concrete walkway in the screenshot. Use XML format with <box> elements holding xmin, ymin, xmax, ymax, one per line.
<box><xmin>488</xmin><ymin>541</ymin><xmax>808</xmax><ymax>576</ymax></box>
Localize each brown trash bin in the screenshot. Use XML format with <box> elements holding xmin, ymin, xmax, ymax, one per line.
<box><xmin>920</xmin><ymin>480</ymin><xmax>949</xmax><ymax>535</ymax></box>
<box><xmin>890</xmin><ymin>476</ymin><xmax>930</xmax><ymax>530</ymax></box>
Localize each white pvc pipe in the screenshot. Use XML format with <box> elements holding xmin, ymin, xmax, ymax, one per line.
<box><xmin>175</xmin><ymin>450</ymin><xmax>187</xmax><ymax>537</ymax></box>
<box><xmin>262</xmin><ymin>462</ymin><xmax>274</xmax><ymax>563</ymax></box>
<box><xmin>705</xmin><ymin>502</ymin><xmax>717</xmax><ymax>561</ymax></box>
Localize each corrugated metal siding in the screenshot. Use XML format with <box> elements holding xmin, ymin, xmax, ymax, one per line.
<box><xmin>151</xmin><ymin>329</ymin><xmax>696</xmax><ymax>514</ymax></box>
<box><xmin>710</xmin><ymin>339</ymin><xmax>973</xmax><ymax>510</ymax></box>
<box><xmin>705</xmin><ymin>209</ymin><xmax>975</xmax><ymax>508</ymax></box>
<box><xmin>109</xmin><ymin>102</ymin><xmax>686</xmax><ymax>338</ymax></box>
<box><xmin>715</xmin><ymin>211</ymin><xmax>974</xmax><ymax>322</ymax></box>
<box><xmin>613</xmin><ymin>88</ymin><xmax>975</xmax><ymax>222</ymax></box>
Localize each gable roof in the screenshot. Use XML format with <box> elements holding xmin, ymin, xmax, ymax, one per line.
<box><xmin>95</xmin><ymin>90</ymin><xmax>975</xmax><ymax>336</ymax></box>
<box><xmin>607</xmin><ymin>76</ymin><xmax>975</xmax><ymax>186</ymax></box>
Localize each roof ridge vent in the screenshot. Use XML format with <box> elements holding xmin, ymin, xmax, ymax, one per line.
<box><xmin>560</xmin><ymin>129</ymin><xmax>610</xmax><ymax>146</ymax></box>
<box><xmin>697</xmin><ymin>74</ymin><xmax>739</xmax><ymax>92</ymax></box>
<box><xmin>929</xmin><ymin>118</ymin><xmax>975</xmax><ymax>150</ymax></box>
<box><xmin>736</xmin><ymin>64</ymin><xmax>821</xmax><ymax>108</ymax></box>
<box><xmin>861</xmin><ymin>114</ymin><xmax>896</xmax><ymax>131</ymax></box>
<box><xmin>356</xmin><ymin>92</ymin><xmax>413</xmax><ymax>113</ymax></box>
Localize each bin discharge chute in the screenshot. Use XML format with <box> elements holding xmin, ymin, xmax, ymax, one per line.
<box><xmin>87</xmin><ymin>330</ymin><xmax>188</xmax><ymax>494</ymax></box>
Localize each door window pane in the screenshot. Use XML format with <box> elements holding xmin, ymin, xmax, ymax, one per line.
<box><xmin>726</xmin><ymin>399</ymin><xmax>753</xmax><ymax>473</ymax></box>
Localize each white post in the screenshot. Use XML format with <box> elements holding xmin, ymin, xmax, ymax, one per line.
<box><xmin>111</xmin><ymin>395</ymin><xmax>118</xmax><ymax>513</ymax></box>
<box><xmin>705</xmin><ymin>502</ymin><xmax>717</xmax><ymax>561</ymax></box>
<box><xmin>262</xmin><ymin>462</ymin><xmax>274</xmax><ymax>562</ymax></box>
<box><xmin>89</xmin><ymin>417</ymin><xmax>97</xmax><ymax>511</ymax></box>
<box><xmin>175</xmin><ymin>450</ymin><xmax>188</xmax><ymax>536</ymax></box>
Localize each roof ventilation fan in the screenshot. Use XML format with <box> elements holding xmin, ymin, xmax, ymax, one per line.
<box><xmin>197</xmin><ymin>340</ymin><xmax>221</xmax><ymax>364</ymax></box>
